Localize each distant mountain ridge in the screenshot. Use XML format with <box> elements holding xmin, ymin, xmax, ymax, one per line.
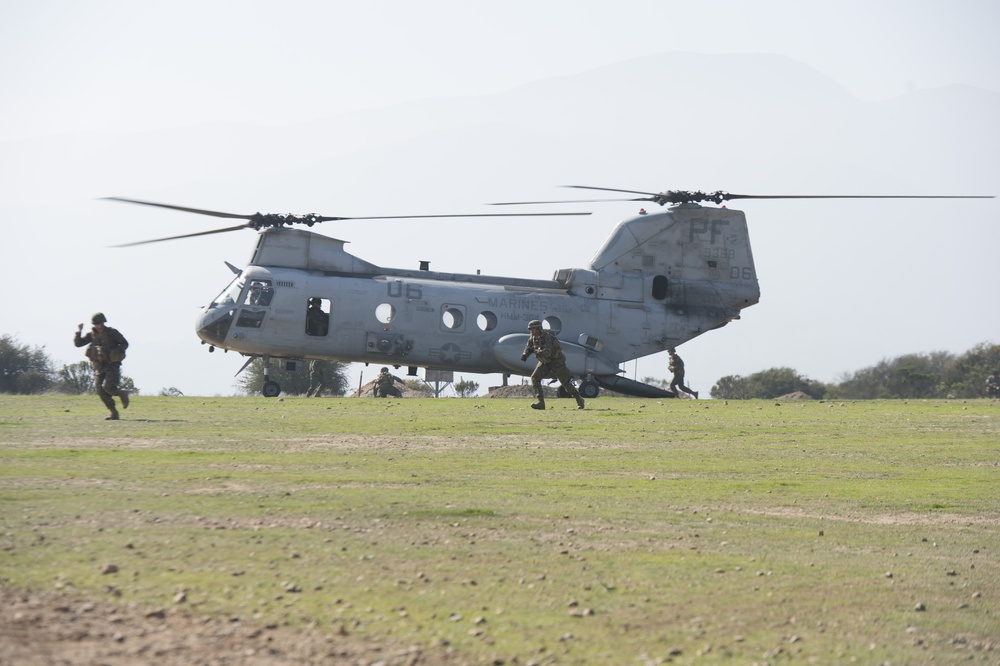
<box><xmin>1</xmin><ymin>51</ymin><xmax>996</xmax><ymax>205</ymax></box>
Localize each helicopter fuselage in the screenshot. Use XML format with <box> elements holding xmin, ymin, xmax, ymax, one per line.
<box><xmin>195</xmin><ymin>204</ymin><xmax>760</xmax><ymax>396</ymax></box>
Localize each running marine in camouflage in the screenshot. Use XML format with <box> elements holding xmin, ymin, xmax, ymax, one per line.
<box><xmin>74</xmin><ymin>312</ymin><xmax>130</xmax><ymax>420</ymax></box>
<box><xmin>667</xmin><ymin>347</ymin><xmax>698</xmax><ymax>399</ymax></box>
<box><xmin>521</xmin><ymin>320</ymin><xmax>584</xmax><ymax>410</ymax></box>
<box><xmin>306</xmin><ymin>359</ymin><xmax>328</xmax><ymax>397</ymax></box>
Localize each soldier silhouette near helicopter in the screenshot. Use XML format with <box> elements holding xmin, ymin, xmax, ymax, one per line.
<box><xmin>305</xmin><ymin>297</ymin><xmax>328</xmax><ymax>337</ymax></box>
<box><xmin>305</xmin><ymin>360</ymin><xmax>328</xmax><ymax>397</ymax></box>
<box><xmin>987</xmin><ymin>371</ymin><xmax>1000</xmax><ymax>399</ymax></box>
<box><xmin>521</xmin><ymin>320</ymin><xmax>585</xmax><ymax>410</ymax></box>
<box><xmin>74</xmin><ymin>312</ymin><xmax>130</xmax><ymax>420</ymax></box>
<box><xmin>373</xmin><ymin>367</ymin><xmax>405</xmax><ymax>398</ymax></box>
<box><xmin>667</xmin><ymin>347</ymin><xmax>699</xmax><ymax>399</ymax></box>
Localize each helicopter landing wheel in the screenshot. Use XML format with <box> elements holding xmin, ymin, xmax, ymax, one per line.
<box><xmin>262</xmin><ymin>381</ymin><xmax>281</xmax><ymax>398</ymax></box>
<box><xmin>579</xmin><ymin>380</ymin><xmax>600</xmax><ymax>399</ymax></box>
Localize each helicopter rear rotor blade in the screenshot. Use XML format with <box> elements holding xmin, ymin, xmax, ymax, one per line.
<box><xmin>722</xmin><ymin>193</ymin><xmax>995</xmax><ymax>200</ymax></box>
<box><xmin>489</xmin><ymin>185</ymin><xmax>662</xmax><ymax>206</ymax></box>
<box><xmin>565</xmin><ymin>185</ymin><xmax>664</xmax><ymax>197</ymax></box>
<box><xmin>488</xmin><ymin>197</ymin><xmax>648</xmax><ymax>206</ymax></box>
<box><xmin>325</xmin><ymin>212</ymin><xmax>592</xmax><ymax>220</ymax></box>
<box><xmin>567</xmin><ymin>187</ymin><xmax>994</xmax><ymax>205</ymax></box>
<box><xmin>493</xmin><ymin>186</ymin><xmax>994</xmax><ymax>207</ymax></box>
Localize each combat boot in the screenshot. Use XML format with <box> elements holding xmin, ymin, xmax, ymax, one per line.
<box><xmin>106</xmin><ymin>410</ymin><xmax>120</xmax><ymax>421</ymax></box>
<box><xmin>120</xmin><ymin>391</ymin><xmax>129</xmax><ymax>409</ymax></box>
<box><xmin>531</xmin><ymin>397</ymin><xmax>546</xmax><ymax>410</ymax></box>
<box><xmin>576</xmin><ymin>396</ymin><xmax>585</xmax><ymax>409</ymax></box>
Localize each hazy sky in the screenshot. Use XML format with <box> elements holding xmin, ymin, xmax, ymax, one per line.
<box><xmin>3</xmin><ymin>0</ymin><xmax>999</xmax><ymax>140</ymax></box>
<box><xmin>2</xmin><ymin>0</ymin><xmax>997</xmax><ymax>397</ymax></box>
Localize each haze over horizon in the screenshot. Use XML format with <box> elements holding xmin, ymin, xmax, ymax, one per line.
<box><xmin>2</xmin><ymin>1</ymin><xmax>997</xmax><ymax>397</ymax></box>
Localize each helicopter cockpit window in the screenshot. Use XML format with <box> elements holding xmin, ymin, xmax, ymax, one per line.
<box><xmin>305</xmin><ymin>297</ymin><xmax>330</xmax><ymax>337</ymax></box>
<box><xmin>210</xmin><ymin>278</ymin><xmax>244</xmax><ymax>309</ymax></box>
<box><xmin>243</xmin><ymin>279</ymin><xmax>274</xmax><ymax>307</ymax></box>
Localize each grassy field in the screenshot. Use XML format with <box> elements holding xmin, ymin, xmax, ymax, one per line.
<box><xmin>1</xmin><ymin>394</ymin><xmax>997</xmax><ymax>664</ymax></box>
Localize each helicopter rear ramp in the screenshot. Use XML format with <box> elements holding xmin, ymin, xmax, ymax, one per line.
<box><xmin>594</xmin><ymin>375</ymin><xmax>676</xmax><ymax>398</ymax></box>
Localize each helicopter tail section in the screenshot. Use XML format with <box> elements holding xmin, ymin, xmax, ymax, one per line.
<box><xmin>591</xmin><ymin>204</ymin><xmax>758</xmax><ymax>306</ymax></box>
<box><xmin>588</xmin><ymin>204</ymin><xmax>760</xmax><ymax>349</ymax></box>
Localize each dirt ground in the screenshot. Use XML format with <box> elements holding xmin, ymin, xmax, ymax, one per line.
<box><xmin>0</xmin><ymin>586</ymin><xmax>457</xmax><ymax>666</ymax></box>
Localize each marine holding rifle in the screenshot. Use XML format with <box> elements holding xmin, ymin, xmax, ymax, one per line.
<box><xmin>521</xmin><ymin>319</ymin><xmax>585</xmax><ymax>411</ymax></box>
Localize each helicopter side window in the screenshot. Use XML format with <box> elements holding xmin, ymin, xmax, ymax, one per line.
<box><xmin>652</xmin><ymin>275</ymin><xmax>669</xmax><ymax>300</ymax></box>
<box><xmin>441</xmin><ymin>305</ymin><xmax>466</xmax><ymax>332</ymax></box>
<box><xmin>243</xmin><ymin>279</ymin><xmax>274</xmax><ymax>307</ymax></box>
<box><xmin>305</xmin><ymin>297</ymin><xmax>330</xmax><ymax>337</ymax></box>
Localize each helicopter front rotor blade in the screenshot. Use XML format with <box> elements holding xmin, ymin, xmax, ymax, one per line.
<box><xmin>106</xmin><ymin>194</ymin><xmax>594</xmax><ymax>246</ymax></box>
<box><xmin>103</xmin><ymin>197</ymin><xmax>257</xmax><ymax>220</ymax></box>
<box><xmin>112</xmin><ymin>224</ymin><xmax>252</xmax><ymax>247</ymax></box>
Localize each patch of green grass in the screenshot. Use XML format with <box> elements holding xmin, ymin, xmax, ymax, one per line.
<box><xmin>1</xmin><ymin>395</ymin><xmax>998</xmax><ymax>664</ymax></box>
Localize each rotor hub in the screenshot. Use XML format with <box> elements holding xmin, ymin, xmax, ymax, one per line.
<box><xmin>249</xmin><ymin>213</ymin><xmax>325</xmax><ymax>229</ymax></box>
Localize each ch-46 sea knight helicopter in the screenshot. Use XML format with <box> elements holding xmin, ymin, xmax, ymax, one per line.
<box><xmin>109</xmin><ymin>187</ymin><xmax>991</xmax><ymax>398</ymax></box>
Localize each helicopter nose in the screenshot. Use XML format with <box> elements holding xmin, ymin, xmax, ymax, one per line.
<box><xmin>197</xmin><ymin>308</ymin><xmax>235</xmax><ymax>347</ymax></box>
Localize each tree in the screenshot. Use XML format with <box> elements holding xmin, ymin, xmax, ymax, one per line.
<box><xmin>403</xmin><ymin>379</ymin><xmax>434</xmax><ymax>396</ymax></box>
<box><xmin>711</xmin><ymin>367</ymin><xmax>827</xmax><ymax>400</ymax></box>
<box><xmin>58</xmin><ymin>361</ymin><xmax>93</xmax><ymax>395</ymax></box>
<box><xmin>235</xmin><ymin>358</ymin><xmax>349</xmax><ymax>396</ymax></box>
<box><xmin>120</xmin><ymin>376</ymin><xmax>139</xmax><ymax>395</ymax></box>
<box><xmin>0</xmin><ymin>334</ymin><xmax>54</xmax><ymax>394</ymax></box>
<box><xmin>56</xmin><ymin>360</ymin><xmax>140</xmax><ymax>396</ymax></box>
<box><xmin>159</xmin><ymin>387</ymin><xmax>185</xmax><ymax>397</ymax></box>
<box><xmin>710</xmin><ymin>374</ymin><xmax>754</xmax><ymax>400</ymax></box>
<box><xmin>830</xmin><ymin>351</ymin><xmax>954</xmax><ymax>399</ymax></box>
<box><xmin>939</xmin><ymin>342</ymin><xmax>1000</xmax><ymax>398</ymax></box>
<box><xmin>453</xmin><ymin>377</ymin><xmax>480</xmax><ymax>398</ymax></box>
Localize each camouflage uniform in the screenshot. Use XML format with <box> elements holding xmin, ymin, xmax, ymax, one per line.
<box><xmin>521</xmin><ymin>322</ymin><xmax>584</xmax><ymax>410</ymax></box>
<box><xmin>667</xmin><ymin>348</ymin><xmax>698</xmax><ymax>398</ymax></box>
<box><xmin>374</xmin><ymin>368</ymin><xmax>403</xmax><ymax>398</ymax></box>
<box><xmin>987</xmin><ymin>372</ymin><xmax>1000</xmax><ymax>399</ymax></box>
<box><xmin>305</xmin><ymin>298</ymin><xmax>328</xmax><ymax>336</ymax></box>
<box><xmin>74</xmin><ymin>313</ymin><xmax>130</xmax><ymax>419</ymax></box>
<box><xmin>306</xmin><ymin>360</ymin><xmax>327</xmax><ymax>397</ymax></box>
